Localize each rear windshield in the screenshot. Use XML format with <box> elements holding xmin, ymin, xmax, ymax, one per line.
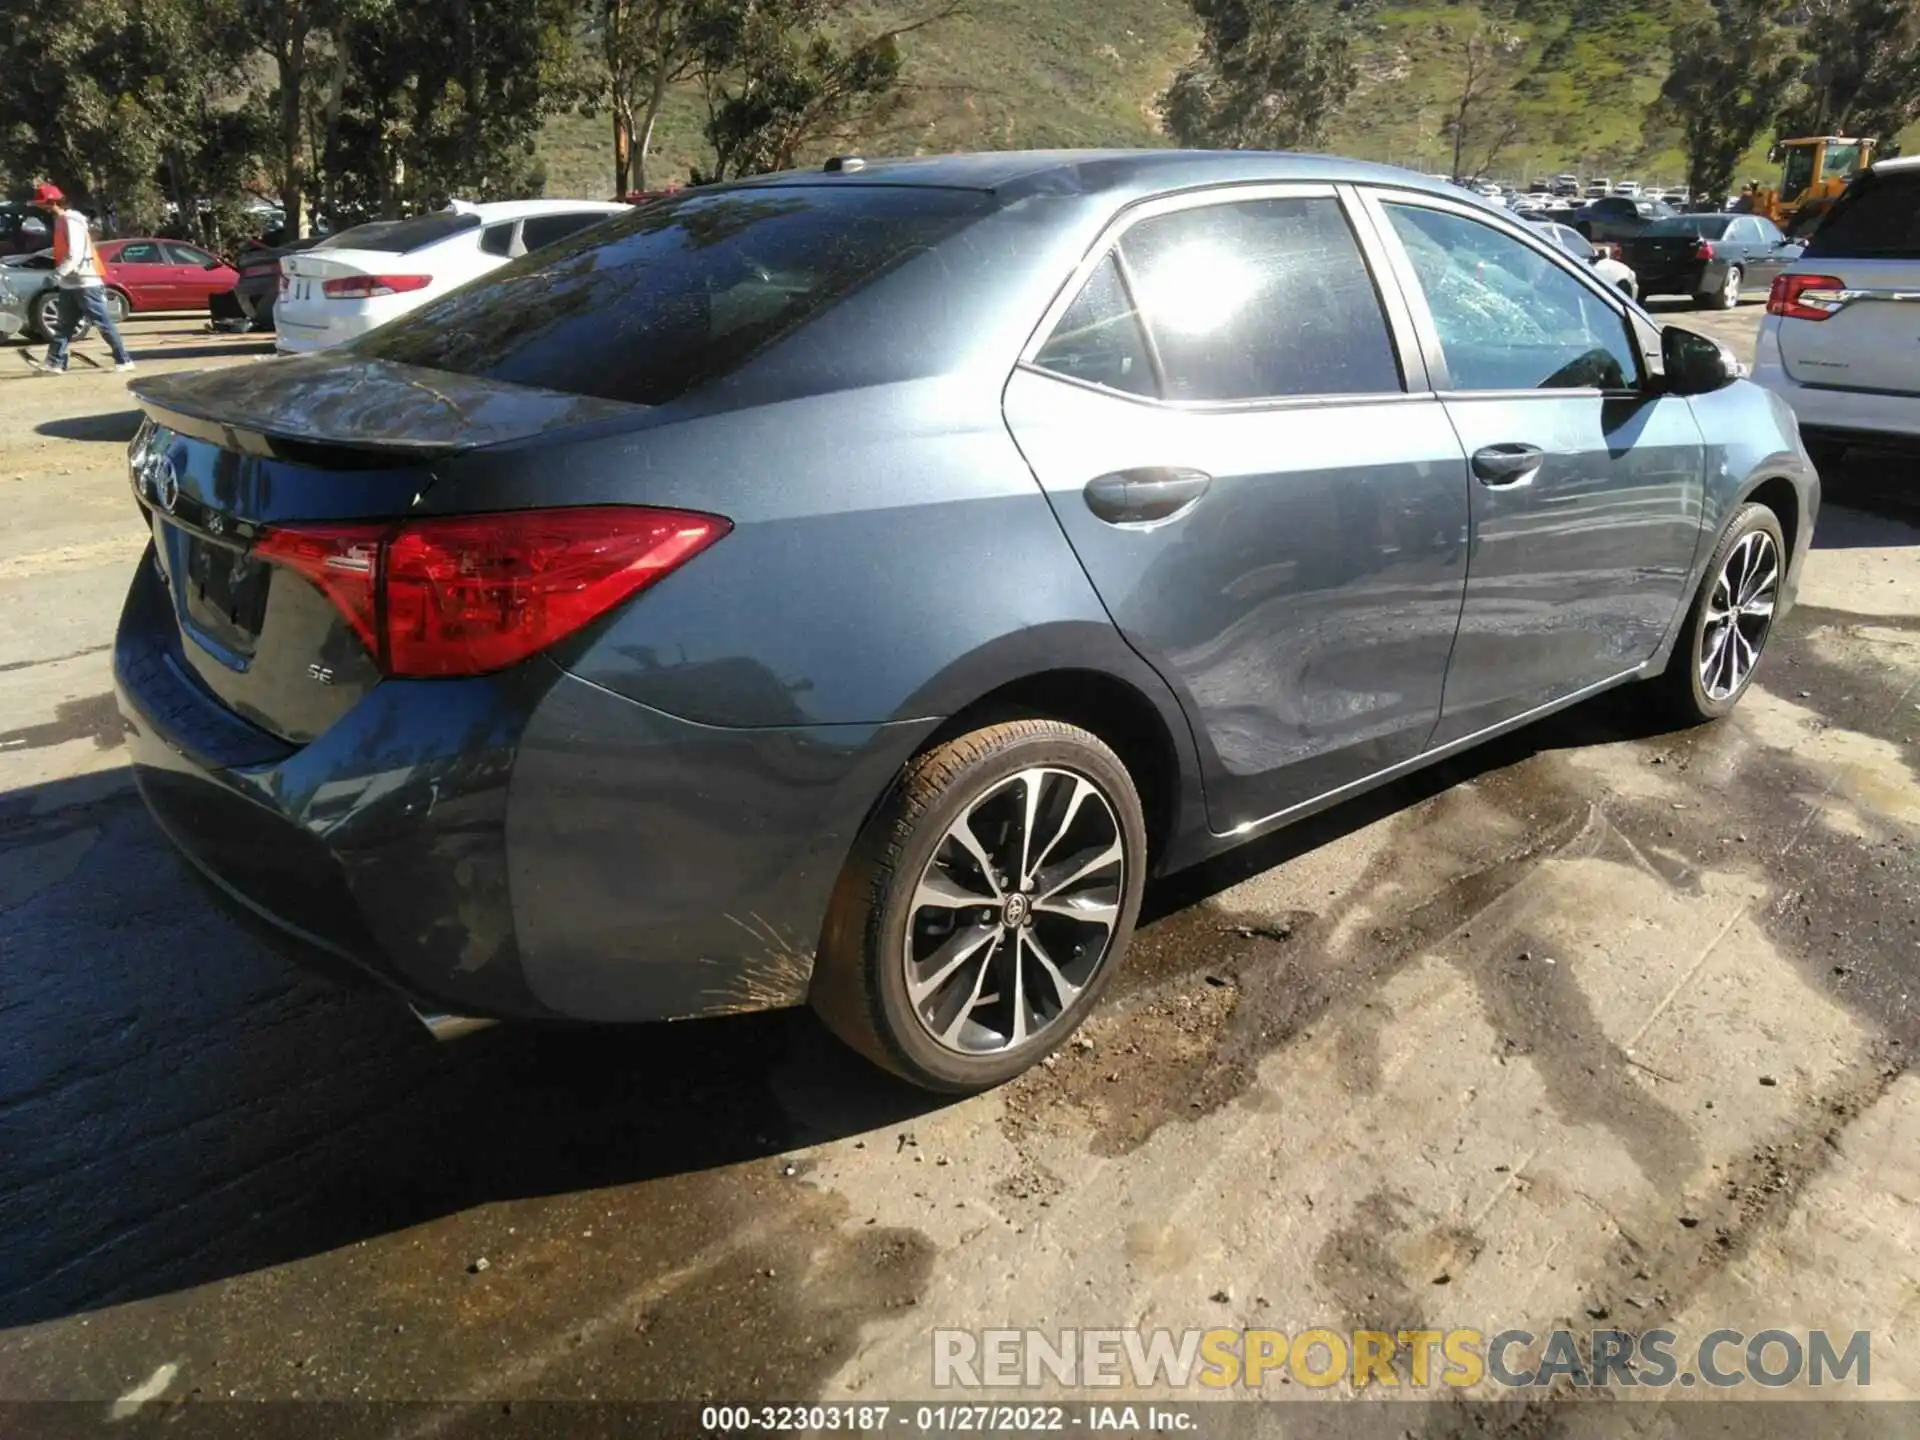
<box><xmin>1642</xmin><ymin>215</ymin><xmax>1731</xmax><ymax>237</ymax></box>
<box><xmin>1806</xmin><ymin>169</ymin><xmax>1920</xmax><ymax>259</ymax></box>
<box><xmin>352</xmin><ymin>184</ymin><xmax>995</xmax><ymax>406</ymax></box>
<box><xmin>314</xmin><ymin>212</ymin><xmax>480</xmax><ymax>254</ymax></box>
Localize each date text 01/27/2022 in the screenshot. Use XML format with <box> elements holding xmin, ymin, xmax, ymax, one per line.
<box><xmin>699</xmin><ymin>1404</ymin><xmax>1198</xmax><ymax>1432</ymax></box>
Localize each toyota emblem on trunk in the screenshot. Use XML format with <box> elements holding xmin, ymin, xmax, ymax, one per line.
<box><xmin>145</xmin><ymin>452</ymin><xmax>179</xmax><ymax>512</ymax></box>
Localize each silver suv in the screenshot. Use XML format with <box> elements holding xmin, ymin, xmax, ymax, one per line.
<box><xmin>1752</xmin><ymin>155</ymin><xmax>1920</xmax><ymax>462</ymax></box>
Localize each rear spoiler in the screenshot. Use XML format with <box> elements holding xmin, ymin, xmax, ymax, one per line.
<box><xmin>131</xmin><ymin>352</ymin><xmax>645</xmax><ymax>462</ymax></box>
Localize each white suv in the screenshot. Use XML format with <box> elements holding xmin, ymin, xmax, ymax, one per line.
<box><xmin>275</xmin><ymin>199</ymin><xmax>628</xmax><ymax>353</ymax></box>
<box><xmin>1752</xmin><ymin>156</ymin><xmax>1920</xmax><ymax>461</ymax></box>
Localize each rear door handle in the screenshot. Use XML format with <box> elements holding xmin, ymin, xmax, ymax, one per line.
<box><xmin>1083</xmin><ymin>467</ymin><xmax>1212</xmax><ymax>526</ymax></box>
<box><xmin>1471</xmin><ymin>444</ymin><xmax>1545</xmax><ymax>488</ymax></box>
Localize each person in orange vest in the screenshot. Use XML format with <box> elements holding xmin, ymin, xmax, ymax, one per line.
<box><xmin>25</xmin><ymin>182</ymin><xmax>134</xmax><ymax>375</ymax></box>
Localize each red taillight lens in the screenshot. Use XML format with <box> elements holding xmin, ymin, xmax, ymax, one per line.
<box><xmin>1767</xmin><ymin>273</ymin><xmax>1847</xmax><ymax>322</ymax></box>
<box><xmin>255</xmin><ymin>507</ymin><xmax>730</xmax><ymax>678</ymax></box>
<box><xmin>1693</xmin><ymin>240</ymin><xmax>1715</xmax><ymax>261</ymax></box>
<box><xmin>321</xmin><ymin>274</ymin><xmax>432</xmax><ymax>299</ymax></box>
<box><xmin>253</xmin><ymin>522</ymin><xmax>386</xmax><ymax>655</ymax></box>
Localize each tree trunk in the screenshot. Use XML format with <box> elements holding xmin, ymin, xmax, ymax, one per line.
<box><xmin>635</xmin><ymin>62</ymin><xmax>673</xmax><ymax>192</ymax></box>
<box><xmin>276</xmin><ymin>6</ymin><xmax>312</xmax><ymax>237</ymax></box>
<box><xmin>614</xmin><ymin>107</ymin><xmax>632</xmax><ymax>197</ymax></box>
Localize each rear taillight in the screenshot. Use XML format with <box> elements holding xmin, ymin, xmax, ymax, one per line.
<box><xmin>321</xmin><ymin>274</ymin><xmax>433</xmax><ymax>299</ymax></box>
<box><xmin>253</xmin><ymin>522</ymin><xmax>386</xmax><ymax>655</ymax></box>
<box><xmin>254</xmin><ymin>507</ymin><xmax>730</xmax><ymax>677</ymax></box>
<box><xmin>1693</xmin><ymin>240</ymin><xmax>1715</xmax><ymax>261</ymax></box>
<box><xmin>1767</xmin><ymin>273</ymin><xmax>1847</xmax><ymax>322</ymax></box>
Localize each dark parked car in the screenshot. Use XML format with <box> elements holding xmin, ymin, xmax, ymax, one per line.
<box><xmin>115</xmin><ymin>152</ymin><xmax>1818</xmax><ymax>1091</ymax></box>
<box><xmin>1619</xmin><ymin>212</ymin><xmax>1803</xmax><ymax>308</ymax></box>
<box><xmin>229</xmin><ymin>234</ymin><xmax>324</xmax><ymax>331</ymax></box>
<box><xmin>0</xmin><ymin>202</ymin><xmax>52</xmax><ymax>258</ymax></box>
<box><xmin>1572</xmin><ymin>194</ymin><xmax>1677</xmax><ymax>242</ymax></box>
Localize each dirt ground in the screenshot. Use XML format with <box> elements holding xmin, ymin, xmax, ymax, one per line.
<box><xmin>3</xmin><ymin>305</ymin><xmax>1920</xmax><ymax>1433</ymax></box>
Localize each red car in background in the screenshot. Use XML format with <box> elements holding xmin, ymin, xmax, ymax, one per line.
<box><xmin>98</xmin><ymin>238</ymin><xmax>237</xmax><ymax>315</ymax></box>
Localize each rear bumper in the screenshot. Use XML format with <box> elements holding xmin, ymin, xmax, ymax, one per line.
<box><xmin>273</xmin><ymin>303</ymin><xmax>402</xmax><ymax>353</ymax></box>
<box><xmin>114</xmin><ymin>551</ymin><xmax>935</xmax><ymax>1024</ymax></box>
<box><xmin>1632</xmin><ymin>262</ymin><xmax>1712</xmax><ymax>297</ymax></box>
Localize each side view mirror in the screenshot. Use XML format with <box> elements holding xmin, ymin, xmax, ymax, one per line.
<box><xmin>1661</xmin><ymin>325</ymin><xmax>1742</xmax><ymax>395</ymax></box>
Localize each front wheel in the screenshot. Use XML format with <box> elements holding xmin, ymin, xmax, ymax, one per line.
<box><xmin>1649</xmin><ymin>503</ymin><xmax>1785</xmax><ymax>722</ymax></box>
<box><xmin>811</xmin><ymin>719</ymin><xmax>1147</xmax><ymax>1092</ymax></box>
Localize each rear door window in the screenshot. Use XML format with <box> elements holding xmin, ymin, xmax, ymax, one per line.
<box><xmin>1031</xmin><ymin>255</ymin><xmax>1156</xmax><ymax>397</ymax></box>
<box><xmin>352</xmin><ymin>186</ymin><xmax>994</xmax><ymax>405</ymax></box>
<box><xmin>1117</xmin><ymin>196</ymin><xmax>1402</xmax><ymax>401</ymax></box>
<box><xmin>1806</xmin><ymin>169</ymin><xmax>1920</xmax><ymax>259</ymax></box>
<box><xmin>115</xmin><ymin>242</ymin><xmax>162</xmax><ymax>264</ymax></box>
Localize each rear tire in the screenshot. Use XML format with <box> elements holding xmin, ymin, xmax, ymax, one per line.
<box><xmin>29</xmin><ymin>291</ymin><xmax>60</xmax><ymax>341</ymax></box>
<box><xmin>1697</xmin><ymin>264</ymin><xmax>1742</xmax><ymax>310</ymax></box>
<box><xmin>105</xmin><ymin>289</ymin><xmax>130</xmax><ymax>325</ymax></box>
<box><xmin>1649</xmin><ymin>503</ymin><xmax>1785</xmax><ymax>723</ymax></box>
<box><xmin>811</xmin><ymin>720</ymin><xmax>1147</xmax><ymax>1092</ymax></box>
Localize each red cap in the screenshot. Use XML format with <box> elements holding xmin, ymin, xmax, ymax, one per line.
<box><xmin>30</xmin><ymin>182</ymin><xmax>64</xmax><ymax>206</ymax></box>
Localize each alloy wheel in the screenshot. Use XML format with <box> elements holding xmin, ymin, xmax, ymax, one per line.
<box><xmin>1721</xmin><ymin>265</ymin><xmax>1742</xmax><ymax>308</ymax></box>
<box><xmin>1700</xmin><ymin>529</ymin><xmax>1778</xmax><ymax>700</ymax></box>
<box><xmin>903</xmin><ymin>766</ymin><xmax>1125</xmax><ymax>1055</ymax></box>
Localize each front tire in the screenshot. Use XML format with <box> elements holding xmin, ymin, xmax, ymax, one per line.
<box><xmin>811</xmin><ymin>720</ymin><xmax>1147</xmax><ymax>1092</ymax></box>
<box><xmin>1650</xmin><ymin>503</ymin><xmax>1785</xmax><ymax>722</ymax></box>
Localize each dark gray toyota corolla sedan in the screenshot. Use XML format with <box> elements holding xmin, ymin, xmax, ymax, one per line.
<box><xmin>116</xmin><ymin>150</ymin><xmax>1818</xmax><ymax>1091</ymax></box>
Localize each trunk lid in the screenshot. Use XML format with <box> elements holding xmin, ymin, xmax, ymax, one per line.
<box><xmin>276</xmin><ymin>247</ymin><xmax>399</xmax><ymax>328</ymax></box>
<box><xmin>128</xmin><ymin>356</ymin><xmax>644</xmax><ymax>743</ymax></box>
<box><xmin>1621</xmin><ymin>234</ymin><xmax>1706</xmax><ymax>272</ymax></box>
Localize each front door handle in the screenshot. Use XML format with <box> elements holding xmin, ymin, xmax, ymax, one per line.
<box><xmin>1083</xmin><ymin>467</ymin><xmax>1212</xmax><ymax>525</ymax></box>
<box><xmin>1471</xmin><ymin>444</ymin><xmax>1545</xmax><ymax>488</ymax></box>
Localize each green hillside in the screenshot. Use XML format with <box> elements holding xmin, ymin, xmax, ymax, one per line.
<box><xmin>538</xmin><ymin>0</ymin><xmax>1194</xmax><ymax>197</ymax></box>
<box><xmin>537</xmin><ymin>0</ymin><xmax>1919</xmax><ymax>199</ymax></box>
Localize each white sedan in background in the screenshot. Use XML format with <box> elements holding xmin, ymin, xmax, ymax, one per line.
<box><xmin>1529</xmin><ymin>219</ymin><xmax>1640</xmax><ymax>299</ymax></box>
<box><xmin>274</xmin><ymin>199</ymin><xmax>628</xmax><ymax>353</ymax></box>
